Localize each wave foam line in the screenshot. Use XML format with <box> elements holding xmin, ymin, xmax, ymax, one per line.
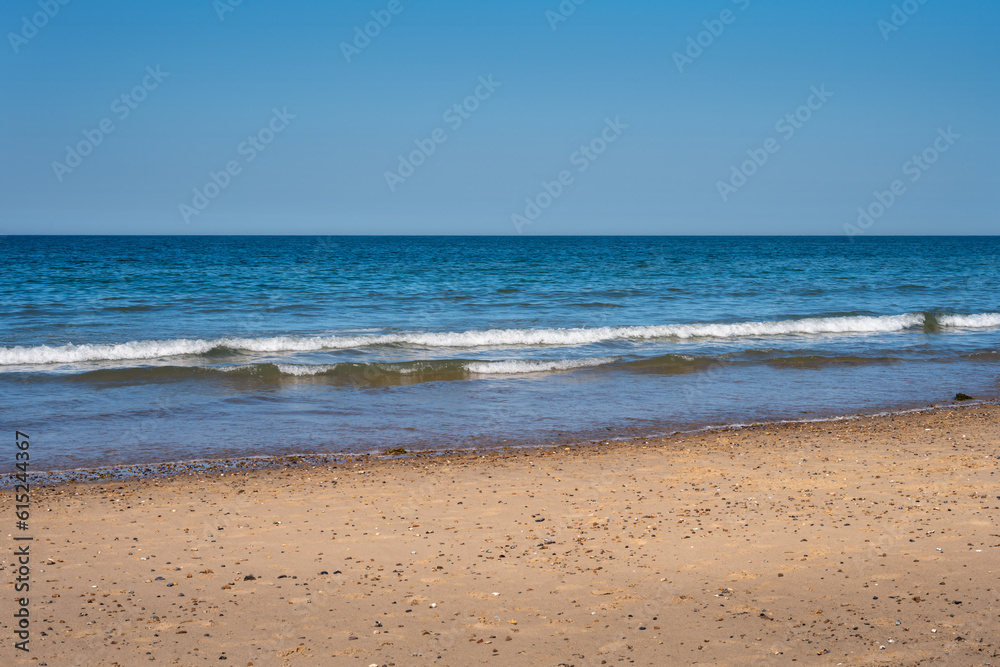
<box><xmin>466</xmin><ymin>357</ymin><xmax>617</xmax><ymax>375</ymax></box>
<box><xmin>260</xmin><ymin>357</ymin><xmax>619</xmax><ymax>377</ymax></box>
<box><xmin>939</xmin><ymin>313</ymin><xmax>1000</xmax><ymax>328</ymax></box>
<box><xmin>2</xmin><ymin>312</ymin><xmax>991</xmax><ymax>366</ymax></box>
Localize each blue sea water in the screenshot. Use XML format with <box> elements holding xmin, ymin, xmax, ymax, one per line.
<box><xmin>1</xmin><ymin>236</ymin><xmax>998</xmax><ymax>472</ymax></box>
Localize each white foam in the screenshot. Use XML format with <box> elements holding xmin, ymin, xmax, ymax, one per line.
<box><xmin>466</xmin><ymin>357</ymin><xmax>617</xmax><ymax>375</ymax></box>
<box><xmin>939</xmin><ymin>313</ymin><xmax>1000</xmax><ymax>329</ymax></box>
<box><xmin>0</xmin><ymin>312</ymin><xmax>941</xmax><ymax>366</ymax></box>
<box><xmin>0</xmin><ymin>339</ymin><xmax>218</xmax><ymax>366</ymax></box>
<box><xmin>261</xmin><ymin>359</ymin><xmax>616</xmax><ymax>377</ymax></box>
<box><xmin>269</xmin><ymin>363</ymin><xmax>432</xmax><ymax>377</ymax></box>
<box><xmin>272</xmin><ymin>364</ymin><xmax>335</xmax><ymax>377</ymax></box>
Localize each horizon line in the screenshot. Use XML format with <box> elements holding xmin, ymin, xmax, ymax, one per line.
<box><xmin>6</xmin><ymin>233</ymin><xmax>999</xmax><ymax>238</ymax></box>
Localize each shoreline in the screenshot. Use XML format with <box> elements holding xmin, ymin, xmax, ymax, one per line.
<box><xmin>4</xmin><ymin>402</ymin><xmax>999</xmax><ymax>665</ymax></box>
<box><xmin>9</xmin><ymin>396</ymin><xmax>998</xmax><ymax>488</ymax></box>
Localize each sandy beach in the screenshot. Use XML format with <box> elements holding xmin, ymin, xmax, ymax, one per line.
<box><xmin>5</xmin><ymin>403</ymin><xmax>999</xmax><ymax>666</ymax></box>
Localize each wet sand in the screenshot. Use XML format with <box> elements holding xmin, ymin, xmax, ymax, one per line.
<box><xmin>4</xmin><ymin>404</ymin><xmax>1000</xmax><ymax>666</ymax></box>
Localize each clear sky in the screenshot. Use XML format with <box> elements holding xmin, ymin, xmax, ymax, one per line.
<box><xmin>1</xmin><ymin>0</ymin><xmax>997</xmax><ymax>235</ymax></box>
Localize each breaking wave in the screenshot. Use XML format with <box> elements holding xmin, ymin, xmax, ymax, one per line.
<box><xmin>2</xmin><ymin>312</ymin><xmax>996</xmax><ymax>367</ymax></box>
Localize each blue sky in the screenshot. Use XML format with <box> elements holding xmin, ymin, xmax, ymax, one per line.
<box><xmin>1</xmin><ymin>0</ymin><xmax>997</xmax><ymax>235</ymax></box>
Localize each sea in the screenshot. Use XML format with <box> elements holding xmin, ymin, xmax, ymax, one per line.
<box><xmin>2</xmin><ymin>236</ymin><xmax>998</xmax><ymax>475</ymax></box>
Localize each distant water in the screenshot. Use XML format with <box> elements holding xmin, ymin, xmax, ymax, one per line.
<box><xmin>2</xmin><ymin>236</ymin><xmax>998</xmax><ymax>472</ymax></box>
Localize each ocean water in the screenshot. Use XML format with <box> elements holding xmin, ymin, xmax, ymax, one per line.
<box><xmin>2</xmin><ymin>236</ymin><xmax>998</xmax><ymax>472</ymax></box>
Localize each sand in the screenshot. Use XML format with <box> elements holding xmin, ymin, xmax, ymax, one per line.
<box><xmin>4</xmin><ymin>404</ymin><xmax>999</xmax><ymax>666</ymax></box>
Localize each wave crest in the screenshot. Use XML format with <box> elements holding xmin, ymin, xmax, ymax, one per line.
<box><xmin>939</xmin><ymin>313</ymin><xmax>1000</xmax><ymax>329</ymax></box>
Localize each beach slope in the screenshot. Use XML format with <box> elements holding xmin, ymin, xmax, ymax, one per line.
<box><xmin>5</xmin><ymin>405</ymin><xmax>999</xmax><ymax>666</ymax></box>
